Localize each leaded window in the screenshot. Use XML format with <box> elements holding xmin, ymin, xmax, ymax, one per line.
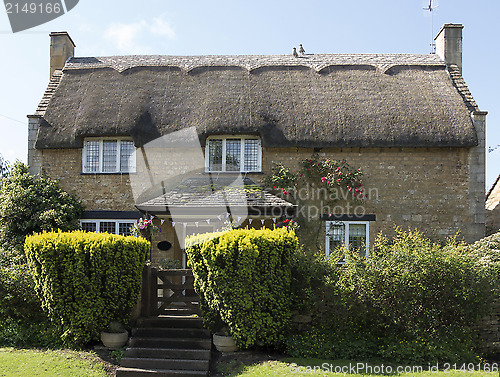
<box><xmin>206</xmin><ymin>136</ymin><xmax>261</xmax><ymax>172</ymax></box>
<box><xmin>326</xmin><ymin>221</ymin><xmax>369</xmax><ymax>259</ymax></box>
<box><xmin>83</xmin><ymin>138</ymin><xmax>136</xmax><ymax>173</ymax></box>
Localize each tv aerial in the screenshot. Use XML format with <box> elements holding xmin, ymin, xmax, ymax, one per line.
<box><xmin>423</xmin><ymin>0</ymin><xmax>438</xmax><ymax>53</ymax></box>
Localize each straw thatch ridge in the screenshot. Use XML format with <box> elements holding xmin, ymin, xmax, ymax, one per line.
<box><xmin>34</xmin><ymin>54</ymin><xmax>478</xmax><ymax>149</ymax></box>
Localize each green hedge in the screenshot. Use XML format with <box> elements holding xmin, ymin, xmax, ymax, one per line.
<box><xmin>24</xmin><ymin>230</ymin><xmax>149</xmax><ymax>347</ymax></box>
<box><xmin>186</xmin><ymin>228</ymin><xmax>298</xmax><ymax>349</ymax></box>
<box><xmin>287</xmin><ymin>230</ymin><xmax>498</xmax><ymax>363</ymax></box>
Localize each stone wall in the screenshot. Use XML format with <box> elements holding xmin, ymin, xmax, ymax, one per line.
<box><xmin>476</xmin><ymin>298</ymin><xmax>500</xmax><ymax>360</ymax></box>
<box><xmin>37</xmin><ymin>145</ymin><xmax>484</xmax><ymax>251</ymax></box>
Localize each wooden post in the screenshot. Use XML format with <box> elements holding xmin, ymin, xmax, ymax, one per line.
<box><xmin>140</xmin><ymin>265</ymin><xmax>154</xmax><ymax>317</ymax></box>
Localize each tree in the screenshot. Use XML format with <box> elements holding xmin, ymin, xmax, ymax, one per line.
<box><xmin>0</xmin><ymin>162</ymin><xmax>84</xmax><ymax>255</ymax></box>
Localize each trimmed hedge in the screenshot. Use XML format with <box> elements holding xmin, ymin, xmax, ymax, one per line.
<box><xmin>186</xmin><ymin>228</ymin><xmax>298</xmax><ymax>349</ymax></box>
<box><xmin>24</xmin><ymin>231</ymin><xmax>149</xmax><ymax>347</ymax></box>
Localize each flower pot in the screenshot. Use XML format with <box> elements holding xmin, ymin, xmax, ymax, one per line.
<box><xmin>100</xmin><ymin>330</ymin><xmax>128</xmax><ymax>349</ymax></box>
<box><xmin>213</xmin><ymin>333</ymin><xmax>238</xmax><ymax>352</ymax></box>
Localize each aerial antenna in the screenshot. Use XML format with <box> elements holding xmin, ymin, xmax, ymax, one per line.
<box><xmin>423</xmin><ymin>0</ymin><xmax>438</xmax><ymax>53</ymax></box>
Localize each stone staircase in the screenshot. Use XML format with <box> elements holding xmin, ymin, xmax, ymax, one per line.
<box><xmin>116</xmin><ymin>315</ymin><xmax>211</xmax><ymax>377</ymax></box>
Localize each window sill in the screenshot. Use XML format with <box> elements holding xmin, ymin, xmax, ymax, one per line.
<box><xmin>81</xmin><ymin>172</ymin><xmax>137</xmax><ymax>175</ymax></box>
<box><xmin>203</xmin><ymin>171</ymin><xmax>264</xmax><ymax>175</ymax></box>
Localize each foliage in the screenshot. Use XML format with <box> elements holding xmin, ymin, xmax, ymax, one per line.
<box><xmin>0</xmin><ymin>162</ymin><xmax>83</xmax><ymax>254</ymax></box>
<box><xmin>24</xmin><ymin>230</ymin><xmax>149</xmax><ymax>347</ymax></box>
<box><xmin>186</xmin><ymin>228</ymin><xmax>298</xmax><ymax>350</ymax></box>
<box><xmin>266</xmin><ymin>154</ymin><xmax>364</xmax><ymax>200</ymax></box>
<box><xmin>276</xmin><ymin>218</ymin><xmax>300</xmax><ymax>231</ymax></box>
<box><xmin>265</xmin><ymin>163</ymin><xmax>298</xmax><ymax>195</ymax></box>
<box><xmin>286</xmin><ymin>229</ymin><xmax>498</xmax><ymax>364</ymax></box>
<box><xmin>131</xmin><ymin>216</ymin><xmax>160</xmax><ymax>237</ymax></box>
<box><xmin>159</xmin><ymin>258</ymin><xmax>181</xmax><ymax>270</ymax></box>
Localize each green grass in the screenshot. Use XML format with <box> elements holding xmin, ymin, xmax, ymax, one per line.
<box><xmin>218</xmin><ymin>357</ymin><xmax>499</xmax><ymax>377</ymax></box>
<box><xmin>0</xmin><ymin>348</ymin><xmax>108</xmax><ymax>377</ymax></box>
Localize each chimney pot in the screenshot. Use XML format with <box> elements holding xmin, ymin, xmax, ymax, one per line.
<box><xmin>434</xmin><ymin>23</ymin><xmax>463</xmax><ymax>73</ymax></box>
<box><xmin>49</xmin><ymin>31</ymin><xmax>75</xmax><ymax>78</ymax></box>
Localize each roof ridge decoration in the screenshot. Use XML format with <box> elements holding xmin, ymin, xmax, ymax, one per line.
<box><xmin>64</xmin><ymin>53</ymin><xmax>446</xmax><ymax>74</ymax></box>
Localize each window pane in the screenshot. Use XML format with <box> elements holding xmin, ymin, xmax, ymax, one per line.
<box><xmin>102</xmin><ymin>140</ymin><xmax>117</xmax><ymax>172</ymax></box>
<box><xmin>120</xmin><ymin>141</ymin><xmax>135</xmax><ymax>172</ymax></box>
<box><xmin>99</xmin><ymin>221</ymin><xmax>116</xmax><ymax>234</ymax></box>
<box><xmin>208</xmin><ymin>139</ymin><xmax>223</xmax><ymax>171</ymax></box>
<box><xmin>225</xmin><ymin>139</ymin><xmax>241</xmax><ymax>171</ymax></box>
<box><xmin>328</xmin><ymin>222</ymin><xmax>345</xmax><ymax>250</ymax></box>
<box><xmin>118</xmin><ymin>222</ymin><xmax>134</xmax><ymax>236</ymax></box>
<box><xmin>85</xmin><ymin>141</ymin><xmax>100</xmax><ymax>172</ymax></box>
<box><xmin>81</xmin><ymin>222</ymin><xmax>97</xmax><ymax>232</ymax></box>
<box><xmin>349</xmin><ymin>224</ymin><xmax>367</xmax><ymax>256</ymax></box>
<box><xmin>244</xmin><ymin>139</ymin><xmax>260</xmax><ymax>171</ymax></box>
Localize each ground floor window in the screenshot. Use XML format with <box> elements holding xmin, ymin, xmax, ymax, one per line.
<box><xmin>80</xmin><ymin>219</ymin><xmax>136</xmax><ymax>236</ymax></box>
<box><xmin>325</xmin><ymin>221</ymin><xmax>369</xmax><ymax>259</ymax></box>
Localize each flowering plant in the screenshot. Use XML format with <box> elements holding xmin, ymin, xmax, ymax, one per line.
<box><xmin>276</xmin><ymin>218</ymin><xmax>300</xmax><ymax>231</ymax></box>
<box><xmin>131</xmin><ymin>216</ymin><xmax>160</xmax><ymax>237</ymax></box>
<box><xmin>266</xmin><ymin>154</ymin><xmax>365</xmax><ymax>201</ymax></box>
<box><xmin>300</xmin><ymin>155</ymin><xmax>364</xmax><ymax>199</ymax></box>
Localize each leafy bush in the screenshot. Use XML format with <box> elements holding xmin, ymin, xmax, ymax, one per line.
<box><xmin>286</xmin><ymin>229</ymin><xmax>497</xmax><ymax>364</ymax></box>
<box><xmin>24</xmin><ymin>230</ymin><xmax>149</xmax><ymax>347</ymax></box>
<box><xmin>0</xmin><ymin>162</ymin><xmax>83</xmax><ymax>254</ymax></box>
<box><xmin>186</xmin><ymin>228</ymin><xmax>298</xmax><ymax>349</ymax></box>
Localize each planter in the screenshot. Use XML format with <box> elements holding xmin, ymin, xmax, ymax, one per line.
<box><xmin>100</xmin><ymin>330</ymin><xmax>128</xmax><ymax>349</ymax></box>
<box><xmin>213</xmin><ymin>333</ymin><xmax>238</xmax><ymax>352</ymax></box>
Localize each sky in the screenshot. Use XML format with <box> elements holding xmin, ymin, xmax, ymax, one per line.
<box><xmin>0</xmin><ymin>0</ymin><xmax>499</xmax><ymax>188</ymax></box>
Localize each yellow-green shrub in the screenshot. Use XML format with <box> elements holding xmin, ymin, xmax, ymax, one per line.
<box><xmin>186</xmin><ymin>228</ymin><xmax>298</xmax><ymax>350</ymax></box>
<box><xmin>24</xmin><ymin>230</ymin><xmax>149</xmax><ymax>347</ymax></box>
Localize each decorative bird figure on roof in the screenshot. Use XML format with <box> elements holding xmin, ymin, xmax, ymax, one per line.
<box><xmin>299</xmin><ymin>44</ymin><xmax>305</xmax><ymax>55</ymax></box>
<box><xmin>292</xmin><ymin>47</ymin><xmax>298</xmax><ymax>58</ymax></box>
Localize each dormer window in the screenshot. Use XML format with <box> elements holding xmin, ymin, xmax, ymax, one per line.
<box><xmin>205</xmin><ymin>136</ymin><xmax>261</xmax><ymax>173</ymax></box>
<box><xmin>82</xmin><ymin>138</ymin><xmax>136</xmax><ymax>173</ymax></box>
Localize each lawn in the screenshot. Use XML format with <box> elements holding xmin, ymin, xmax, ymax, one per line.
<box><xmin>216</xmin><ymin>355</ymin><xmax>499</xmax><ymax>377</ymax></box>
<box><xmin>0</xmin><ymin>348</ymin><xmax>109</xmax><ymax>377</ymax></box>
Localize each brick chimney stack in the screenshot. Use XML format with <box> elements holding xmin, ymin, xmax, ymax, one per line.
<box><xmin>49</xmin><ymin>31</ymin><xmax>75</xmax><ymax>78</ymax></box>
<box><xmin>434</xmin><ymin>24</ymin><xmax>463</xmax><ymax>73</ymax></box>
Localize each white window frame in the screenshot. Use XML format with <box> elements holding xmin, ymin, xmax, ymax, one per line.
<box><xmin>80</xmin><ymin>219</ymin><xmax>136</xmax><ymax>236</ymax></box>
<box><xmin>82</xmin><ymin>138</ymin><xmax>136</xmax><ymax>173</ymax></box>
<box><xmin>325</xmin><ymin>220</ymin><xmax>370</xmax><ymax>259</ymax></box>
<box><xmin>205</xmin><ymin>136</ymin><xmax>262</xmax><ymax>173</ymax></box>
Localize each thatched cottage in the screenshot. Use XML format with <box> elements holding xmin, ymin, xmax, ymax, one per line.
<box><xmin>28</xmin><ymin>24</ymin><xmax>486</xmax><ymax>264</ymax></box>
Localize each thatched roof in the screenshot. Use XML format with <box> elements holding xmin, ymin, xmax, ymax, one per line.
<box><xmin>34</xmin><ymin>53</ymin><xmax>479</xmax><ymax>149</ymax></box>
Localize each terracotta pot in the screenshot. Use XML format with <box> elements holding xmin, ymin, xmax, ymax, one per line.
<box><xmin>100</xmin><ymin>330</ymin><xmax>128</xmax><ymax>349</ymax></box>
<box><xmin>213</xmin><ymin>333</ymin><xmax>238</xmax><ymax>352</ymax></box>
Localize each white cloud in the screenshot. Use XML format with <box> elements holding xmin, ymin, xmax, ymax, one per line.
<box><xmin>105</xmin><ymin>20</ymin><xmax>147</xmax><ymax>52</ymax></box>
<box><xmin>104</xmin><ymin>16</ymin><xmax>175</xmax><ymax>54</ymax></box>
<box><xmin>149</xmin><ymin>17</ymin><xmax>176</xmax><ymax>39</ymax></box>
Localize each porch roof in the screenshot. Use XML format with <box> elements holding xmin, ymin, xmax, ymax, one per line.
<box><xmin>135</xmin><ymin>176</ymin><xmax>295</xmax><ymax>216</ymax></box>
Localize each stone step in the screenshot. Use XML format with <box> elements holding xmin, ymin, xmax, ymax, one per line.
<box><xmin>116</xmin><ymin>367</ymin><xmax>208</xmax><ymax>377</ymax></box>
<box><xmin>132</xmin><ymin>328</ymin><xmax>210</xmax><ymax>339</ymax></box>
<box><xmin>161</xmin><ymin>308</ymin><xmax>202</xmax><ymax>316</ymax></box>
<box><xmin>137</xmin><ymin>317</ymin><xmax>204</xmax><ymax>329</ymax></box>
<box><xmin>129</xmin><ymin>337</ymin><xmax>212</xmax><ymax>350</ymax></box>
<box><xmin>124</xmin><ymin>347</ymin><xmax>210</xmax><ymax>360</ymax></box>
<box><xmin>121</xmin><ymin>357</ymin><xmax>209</xmax><ymax>371</ymax></box>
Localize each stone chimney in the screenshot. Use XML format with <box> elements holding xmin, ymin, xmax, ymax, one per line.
<box><xmin>49</xmin><ymin>31</ymin><xmax>75</xmax><ymax>77</ymax></box>
<box><xmin>434</xmin><ymin>23</ymin><xmax>463</xmax><ymax>73</ymax></box>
